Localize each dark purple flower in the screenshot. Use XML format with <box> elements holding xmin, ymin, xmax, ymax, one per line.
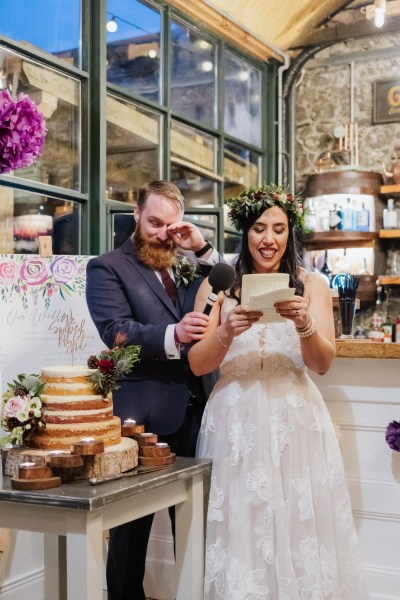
<box><xmin>0</xmin><ymin>89</ymin><xmax>47</xmax><ymax>175</ymax></box>
<box><xmin>385</xmin><ymin>420</ymin><xmax>400</xmax><ymax>451</ymax></box>
<box><xmin>98</xmin><ymin>358</ymin><xmax>115</xmax><ymax>374</ymax></box>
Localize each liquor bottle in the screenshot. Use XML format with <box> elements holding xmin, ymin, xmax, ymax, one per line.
<box><xmin>359</xmin><ymin>257</ymin><xmax>370</xmax><ymax>275</ymax></box>
<box><xmin>320</xmin><ymin>250</ymin><xmax>333</xmax><ymax>286</ymax></box>
<box><xmin>383</xmin><ymin>199</ymin><xmax>398</xmax><ymax>229</ymax></box>
<box><xmin>382</xmin><ymin>315</ymin><xmax>394</xmax><ymax>343</ymax></box>
<box><xmin>304</xmin><ymin>200</ymin><xmax>317</xmax><ymax>232</ymax></box>
<box><xmin>355</xmin><ymin>202</ymin><xmax>370</xmax><ymax>232</ymax></box>
<box><xmin>342</xmin><ymin>197</ymin><xmax>354</xmax><ymax>231</ymax></box>
<box><xmin>329</xmin><ymin>204</ymin><xmax>342</xmax><ymax>230</ymax></box>
<box><xmin>367</xmin><ymin>312</ymin><xmax>384</xmax><ymax>342</ymax></box>
<box><xmin>396</xmin><ymin>315</ymin><xmax>400</xmax><ymax>344</ymax></box>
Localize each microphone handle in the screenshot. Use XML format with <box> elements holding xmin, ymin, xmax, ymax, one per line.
<box><xmin>203</xmin><ymin>290</ymin><xmax>219</xmax><ymax>315</ymax></box>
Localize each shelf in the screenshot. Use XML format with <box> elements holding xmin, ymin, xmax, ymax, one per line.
<box><xmin>380</xmin><ymin>184</ymin><xmax>400</xmax><ymax>194</ymax></box>
<box><xmin>378</xmin><ymin>229</ymin><xmax>400</xmax><ymax>238</ymax></box>
<box><xmin>377</xmin><ymin>276</ymin><xmax>400</xmax><ymax>286</ymax></box>
<box><xmin>302</xmin><ymin>231</ymin><xmax>377</xmax><ymax>250</ymax></box>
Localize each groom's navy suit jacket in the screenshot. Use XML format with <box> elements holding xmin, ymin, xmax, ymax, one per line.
<box><xmin>86</xmin><ymin>238</ymin><xmax>218</xmax><ymax>435</ymax></box>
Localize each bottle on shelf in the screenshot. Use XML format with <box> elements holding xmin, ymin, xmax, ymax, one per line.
<box><xmin>320</xmin><ymin>250</ymin><xmax>333</xmax><ymax>286</ymax></box>
<box><xmin>367</xmin><ymin>312</ymin><xmax>385</xmax><ymax>342</ymax></box>
<box><xmin>383</xmin><ymin>198</ymin><xmax>398</xmax><ymax>229</ymax></box>
<box><xmin>359</xmin><ymin>257</ymin><xmax>370</xmax><ymax>275</ymax></box>
<box><xmin>304</xmin><ymin>200</ymin><xmax>317</xmax><ymax>232</ymax></box>
<box><xmin>396</xmin><ymin>315</ymin><xmax>400</xmax><ymax>344</ymax></box>
<box><xmin>329</xmin><ymin>203</ymin><xmax>342</xmax><ymax>230</ymax></box>
<box><xmin>342</xmin><ymin>197</ymin><xmax>354</xmax><ymax>231</ymax></box>
<box><xmin>382</xmin><ymin>314</ymin><xmax>394</xmax><ymax>343</ymax></box>
<box><xmin>355</xmin><ymin>202</ymin><xmax>370</xmax><ymax>232</ymax></box>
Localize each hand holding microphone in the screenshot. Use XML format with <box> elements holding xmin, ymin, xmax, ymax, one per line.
<box><xmin>203</xmin><ymin>263</ymin><xmax>235</xmax><ymax>315</ymax></box>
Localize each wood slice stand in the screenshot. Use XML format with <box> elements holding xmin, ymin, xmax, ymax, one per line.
<box><xmin>3</xmin><ymin>437</ymin><xmax>138</xmax><ymax>482</ymax></box>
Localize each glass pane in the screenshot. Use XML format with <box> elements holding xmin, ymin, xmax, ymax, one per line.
<box><xmin>224</xmin><ymin>231</ymin><xmax>241</xmax><ymax>256</ymax></box>
<box><xmin>106</xmin><ymin>0</ymin><xmax>161</xmax><ymax>103</ymax></box>
<box><xmin>0</xmin><ymin>47</ymin><xmax>81</xmax><ymax>190</ymax></box>
<box><xmin>171</xmin><ymin>120</ymin><xmax>216</xmax><ymax>178</ymax></box>
<box><xmin>0</xmin><ymin>185</ymin><xmax>81</xmax><ymax>254</ymax></box>
<box><xmin>224</xmin><ymin>50</ymin><xmax>262</xmax><ymax>147</ymax></box>
<box><xmin>223</xmin><ymin>142</ymin><xmax>259</xmax><ymax>227</ymax></box>
<box><xmin>0</xmin><ymin>0</ymin><xmax>81</xmax><ymax>68</ymax></box>
<box><xmin>171</xmin><ymin>165</ymin><xmax>217</xmax><ymax>210</ymax></box>
<box><xmin>112</xmin><ymin>212</ymin><xmax>135</xmax><ymax>249</ymax></box>
<box><xmin>171</xmin><ymin>21</ymin><xmax>216</xmax><ymax>127</ymax></box>
<box><xmin>184</xmin><ymin>214</ymin><xmax>217</xmax><ymax>247</ymax></box>
<box><xmin>106</xmin><ymin>95</ymin><xmax>161</xmax><ymax>203</ymax></box>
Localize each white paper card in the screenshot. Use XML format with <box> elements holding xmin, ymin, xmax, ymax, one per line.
<box><xmin>242</xmin><ymin>273</ymin><xmax>294</xmax><ymax>324</ymax></box>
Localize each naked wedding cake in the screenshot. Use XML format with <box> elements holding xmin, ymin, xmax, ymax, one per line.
<box><xmin>28</xmin><ymin>365</ymin><xmax>121</xmax><ymax>450</ymax></box>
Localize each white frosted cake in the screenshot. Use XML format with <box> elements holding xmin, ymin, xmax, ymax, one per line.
<box><xmin>29</xmin><ymin>365</ymin><xmax>121</xmax><ymax>450</ymax></box>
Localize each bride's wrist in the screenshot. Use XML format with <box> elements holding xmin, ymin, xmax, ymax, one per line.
<box><xmin>216</xmin><ymin>326</ymin><xmax>233</xmax><ymax>349</ymax></box>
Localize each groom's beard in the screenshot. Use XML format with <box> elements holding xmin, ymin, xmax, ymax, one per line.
<box><xmin>134</xmin><ymin>225</ymin><xmax>178</xmax><ymax>271</ymax></box>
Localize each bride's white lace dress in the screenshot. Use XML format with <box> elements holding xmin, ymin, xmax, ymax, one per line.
<box><xmin>196</xmin><ymin>297</ymin><xmax>369</xmax><ymax>600</ymax></box>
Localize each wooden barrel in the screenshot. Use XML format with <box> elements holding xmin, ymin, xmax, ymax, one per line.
<box><xmin>304</xmin><ymin>170</ymin><xmax>382</xmax><ymax>197</ymax></box>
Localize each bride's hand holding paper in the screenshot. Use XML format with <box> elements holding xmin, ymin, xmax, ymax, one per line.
<box><xmin>274</xmin><ymin>294</ymin><xmax>310</xmax><ymax>330</ymax></box>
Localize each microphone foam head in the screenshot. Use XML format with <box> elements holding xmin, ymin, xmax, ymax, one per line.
<box><xmin>208</xmin><ymin>263</ymin><xmax>235</xmax><ymax>291</ymax></box>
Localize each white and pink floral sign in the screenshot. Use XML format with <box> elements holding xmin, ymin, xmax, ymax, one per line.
<box><xmin>0</xmin><ymin>255</ymin><xmax>103</xmax><ymax>394</ymax></box>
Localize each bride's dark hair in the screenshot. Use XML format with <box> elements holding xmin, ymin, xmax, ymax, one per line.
<box><xmin>227</xmin><ymin>208</ymin><xmax>305</xmax><ymax>303</ymax></box>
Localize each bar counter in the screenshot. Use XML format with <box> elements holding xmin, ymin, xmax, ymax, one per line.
<box><xmin>335</xmin><ymin>339</ymin><xmax>400</xmax><ymax>358</ymax></box>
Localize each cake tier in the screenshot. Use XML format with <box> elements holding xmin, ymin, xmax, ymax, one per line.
<box><xmin>29</xmin><ymin>416</ymin><xmax>121</xmax><ymax>450</ymax></box>
<box><xmin>41</xmin><ymin>366</ymin><xmax>98</xmax><ymax>395</ymax></box>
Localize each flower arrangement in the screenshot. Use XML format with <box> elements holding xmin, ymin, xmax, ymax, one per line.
<box><xmin>385</xmin><ymin>420</ymin><xmax>400</xmax><ymax>452</ymax></box>
<box><xmin>1</xmin><ymin>374</ymin><xmax>45</xmax><ymax>446</ymax></box>
<box><xmin>0</xmin><ymin>89</ymin><xmax>47</xmax><ymax>175</ymax></box>
<box><xmin>226</xmin><ymin>183</ymin><xmax>304</xmax><ymax>231</ymax></box>
<box><xmin>174</xmin><ymin>256</ymin><xmax>201</xmax><ymax>287</ymax></box>
<box><xmin>87</xmin><ymin>333</ymin><xmax>141</xmax><ymax>397</ymax></box>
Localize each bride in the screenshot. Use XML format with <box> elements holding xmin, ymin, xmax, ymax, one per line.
<box><xmin>188</xmin><ymin>184</ymin><xmax>369</xmax><ymax>599</ymax></box>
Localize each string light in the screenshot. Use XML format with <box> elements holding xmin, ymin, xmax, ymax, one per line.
<box><xmin>106</xmin><ymin>16</ymin><xmax>118</xmax><ymax>33</ymax></box>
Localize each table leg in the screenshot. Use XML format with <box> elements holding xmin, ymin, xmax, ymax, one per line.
<box><xmin>175</xmin><ymin>473</ymin><xmax>204</xmax><ymax>600</ymax></box>
<box><xmin>44</xmin><ymin>533</ymin><xmax>67</xmax><ymax>600</ymax></box>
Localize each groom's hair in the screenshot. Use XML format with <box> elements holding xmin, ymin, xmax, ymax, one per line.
<box><xmin>136</xmin><ymin>180</ymin><xmax>185</xmax><ymax>212</ymax></box>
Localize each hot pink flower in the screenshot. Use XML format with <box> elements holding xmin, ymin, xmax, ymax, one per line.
<box><xmin>19</xmin><ymin>257</ymin><xmax>49</xmax><ymax>286</ymax></box>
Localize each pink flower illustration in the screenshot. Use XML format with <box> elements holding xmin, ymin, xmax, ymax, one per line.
<box><xmin>50</xmin><ymin>256</ymin><xmax>78</xmax><ymax>284</ymax></box>
<box><xmin>0</xmin><ymin>259</ymin><xmax>19</xmax><ymax>285</ymax></box>
<box><xmin>3</xmin><ymin>395</ymin><xmax>29</xmax><ymax>418</ymax></box>
<box><xmin>19</xmin><ymin>257</ymin><xmax>49</xmax><ymax>286</ymax></box>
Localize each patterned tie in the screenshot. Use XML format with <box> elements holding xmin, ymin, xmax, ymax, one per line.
<box><xmin>160</xmin><ymin>269</ymin><xmax>178</xmax><ymax>306</ymax></box>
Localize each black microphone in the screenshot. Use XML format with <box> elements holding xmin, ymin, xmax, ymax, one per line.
<box><xmin>203</xmin><ymin>263</ymin><xmax>235</xmax><ymax>315</ymax></box>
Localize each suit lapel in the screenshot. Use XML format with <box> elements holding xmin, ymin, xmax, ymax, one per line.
<box><xmin>121</xmin><ymin>238</ymin><xmax>180</xmax><ymax>319</ymax></box>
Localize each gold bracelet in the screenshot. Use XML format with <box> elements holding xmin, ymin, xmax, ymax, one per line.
<box><xmin>296</xmin><ymin>316</ymin><xmax>317</xmax><ymax>339</ymax></box>
<box><xmin>216</xmin><ymin>326</ymin><xmax>230</xmax><ymax>348</ymax></box>
<box><xmin>296</xmin><ymin>313</ymin><xmax>312</xmax><ymax>332</ymax></box>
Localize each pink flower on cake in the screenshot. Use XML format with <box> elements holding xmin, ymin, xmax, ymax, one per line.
<box><xmin>0</xmin><ymin>258</ymin><xmax>19</xmax><ymax>285</ymax></box>
<box><xmin>2</xmin><ymin>394</ymin><xmax>29</xmax><ymax>418</ymax></box>
<box><xmin>50</xmin><ymin>256</ymin><xmax>78</xmax><ymax>284</ymax></box>
<box><xmin>19</xmin><ymin>257</ymin><xmax>49</xmax><ymax>286</ymax></box>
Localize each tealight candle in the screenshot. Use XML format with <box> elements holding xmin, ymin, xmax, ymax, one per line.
<box><xmin>49</xmin><ymin>450</ymin><xmax>67</xmax><ymax>456</ymax></box>
<box><xmin>124</xmin><ymin>418</ymin><xmax>136</xmax><ymax>425</ymax></box>
<box><xmin>140</xmin><ymin>433</ymin><xmax>154</xmax><ymax>437</ymax></box>
<box><xmin>155</xmin><ymin>443</ymin><xmax>169</xmax><ymax>448</ymax></box>
<box><xmin>19</xmin><ymin>461</ymin><xmax>36</xmax><ymax>468</ymax></box>
<box><xmin>80</xmin><ymin>437</ymin><xmax>95</xmax><ymax>443</ymax></box>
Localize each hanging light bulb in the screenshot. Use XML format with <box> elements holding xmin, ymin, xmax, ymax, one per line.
<box><xmin>106</xmin><ymin>16</ymin><xmax>118</xmax><ymax>33</ymax></box>
<box><xmin>374</xmin><ymin>0</ymin><xmax>386</xmax><ymax>27</ymax></box>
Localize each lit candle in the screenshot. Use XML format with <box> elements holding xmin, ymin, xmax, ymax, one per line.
<box><xmin>155</xmin><ymin>443</ymin><xmax>168</xmax><ymax>448</ymax></box>
<box><xmin>19</xmin><ymin>462</ymin><xmax>36</xmax><ymax>468</ymax></box>
<box><xmin>124</xmin><ymin>418</ymin><xmax>136</xmax><ymax>425</ymax></box>
<box><xmin>80</xmin><ymin>437</ymin><xmax>95</xmax><ymax>443</ymax></box>
<box><xmin>49</xmin><ymin>450</ymin><xmax>67</xmax><ymax>456</ymax></box>
<box><xmin>140</xmin><ymin>433</ymin><xmax>154</xmax><ymax>437</ymax></box>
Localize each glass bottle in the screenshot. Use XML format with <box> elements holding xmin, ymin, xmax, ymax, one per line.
<box><xmin>383</xmin><ymin>199</ymin><xmax>398</xmax><ymax>229</ymax></box>
<box><xmin>329</xmin><ymin>203</ymin><xmax>342</xmax><ymax>230</ymax></box>
<box><xmin>342</xmin><ymin>197</ymin><xmax>354</xmax><ymax>231</ymax></box>
<box><xmin>382</xmin><ymin>315</ymin><xmax>394</xmax><ymax>343</ymax></box>
<box><xmin>355</xmin><ymin>202</ymin><xmax>370</xmax><ymax>232</ymax></box>
<box><xmin>367</xmin><ymin>312</ymin><xmax>384</xmax><ymax>342</ymax></box>
<box><xmin>320</xmin><ymin>250</ymin><xmax>333</xmax><ymax>286</ymax></box>
<box><xmin>359</xmin><ymin>257</ymin><xmax>370</xmax><ymax>275</ymax></box>
<box><xmin>396</xmin><ymin>315</ymin><xmax>400</xmax><ymax>344</ymax></box>
<box><xmin>304</xmin><ymin>200</ymin><xmax>317</xmax><ymax>232</ymax></box>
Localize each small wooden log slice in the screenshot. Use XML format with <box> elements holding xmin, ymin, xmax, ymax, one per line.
<box><xmin>135</xmin><ymin>434</ymin><xmax>158</xmax><ymax>446</ymax></box>
<box><xmin>11</xmin><ymin>476</ymin><xmax>62</xmax><ymax>490</ymax></box>
<box><xmin>140</xmin><ymin>444</ymin><xmax>170</xmax><ymax>458</ymax></box>
<box><xmin>18</xmin><ymin>465</ymin><xmax>54</xmax><ymax>480</ymax></box>
<box><xmin>138</xmin><ymin>453</ymin><xmax>176</xmax><ymax>467</ymax></box>
<box><xmin>70</xmin><ymin>440</ymin><xmax>105</xmax><ymax>455</ymax></box>
<box><xmin>46</xmin><ymin>454</ymin><xmax>84</xmax><ymax>468</ymax></box>
<box><xmin>121</xmin><ymin>424</ymin><xmax>145</xmax><ymax>437</ymax></box>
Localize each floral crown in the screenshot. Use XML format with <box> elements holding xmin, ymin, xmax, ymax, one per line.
<box><xmin>226</xmin><ymin>183</ymin><xmax>304</xmax><ymax>231</ymax></box>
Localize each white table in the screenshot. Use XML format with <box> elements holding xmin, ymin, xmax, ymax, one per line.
<box><xmin>0</xmin><ymin>457</ymin><xmax>211</xmax><ymax>600</ymax></box>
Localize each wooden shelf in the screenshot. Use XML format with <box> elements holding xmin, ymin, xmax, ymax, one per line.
<box><xmin>380</xmin><ymin>184</ymin><xmax>400</xmax><ymax>194</ymax></box>
<box><xmin>302</xmin><ymin>231</ymin><xmax>377</xmax><ymax>250</ymax></box>
<box><xmin>378</xmin><ymin>229</ymin><xmax>400</xmax><ymax>238</ymax></box>
<box><xmin>377</xmin><ymin>276</ymin><xmax>400</xmax><ymax>286</ymax></box>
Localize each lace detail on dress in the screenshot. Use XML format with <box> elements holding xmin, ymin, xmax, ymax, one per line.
<box><xmin>196</xmin><ymin>295</ymin><xmax>369</xmax><ymax>600</ymax></box>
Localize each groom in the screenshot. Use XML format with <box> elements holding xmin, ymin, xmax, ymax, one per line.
<box><xmin>86</xmin><ymin>180</ymin><xmax>221</xmax><ymax>599</ymax></box>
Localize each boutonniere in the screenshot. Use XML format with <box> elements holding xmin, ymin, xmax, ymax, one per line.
<box><xmin>174</xmin><ymin>256</ymin><xmax>201</xmax><ymax>287</ymax></box>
